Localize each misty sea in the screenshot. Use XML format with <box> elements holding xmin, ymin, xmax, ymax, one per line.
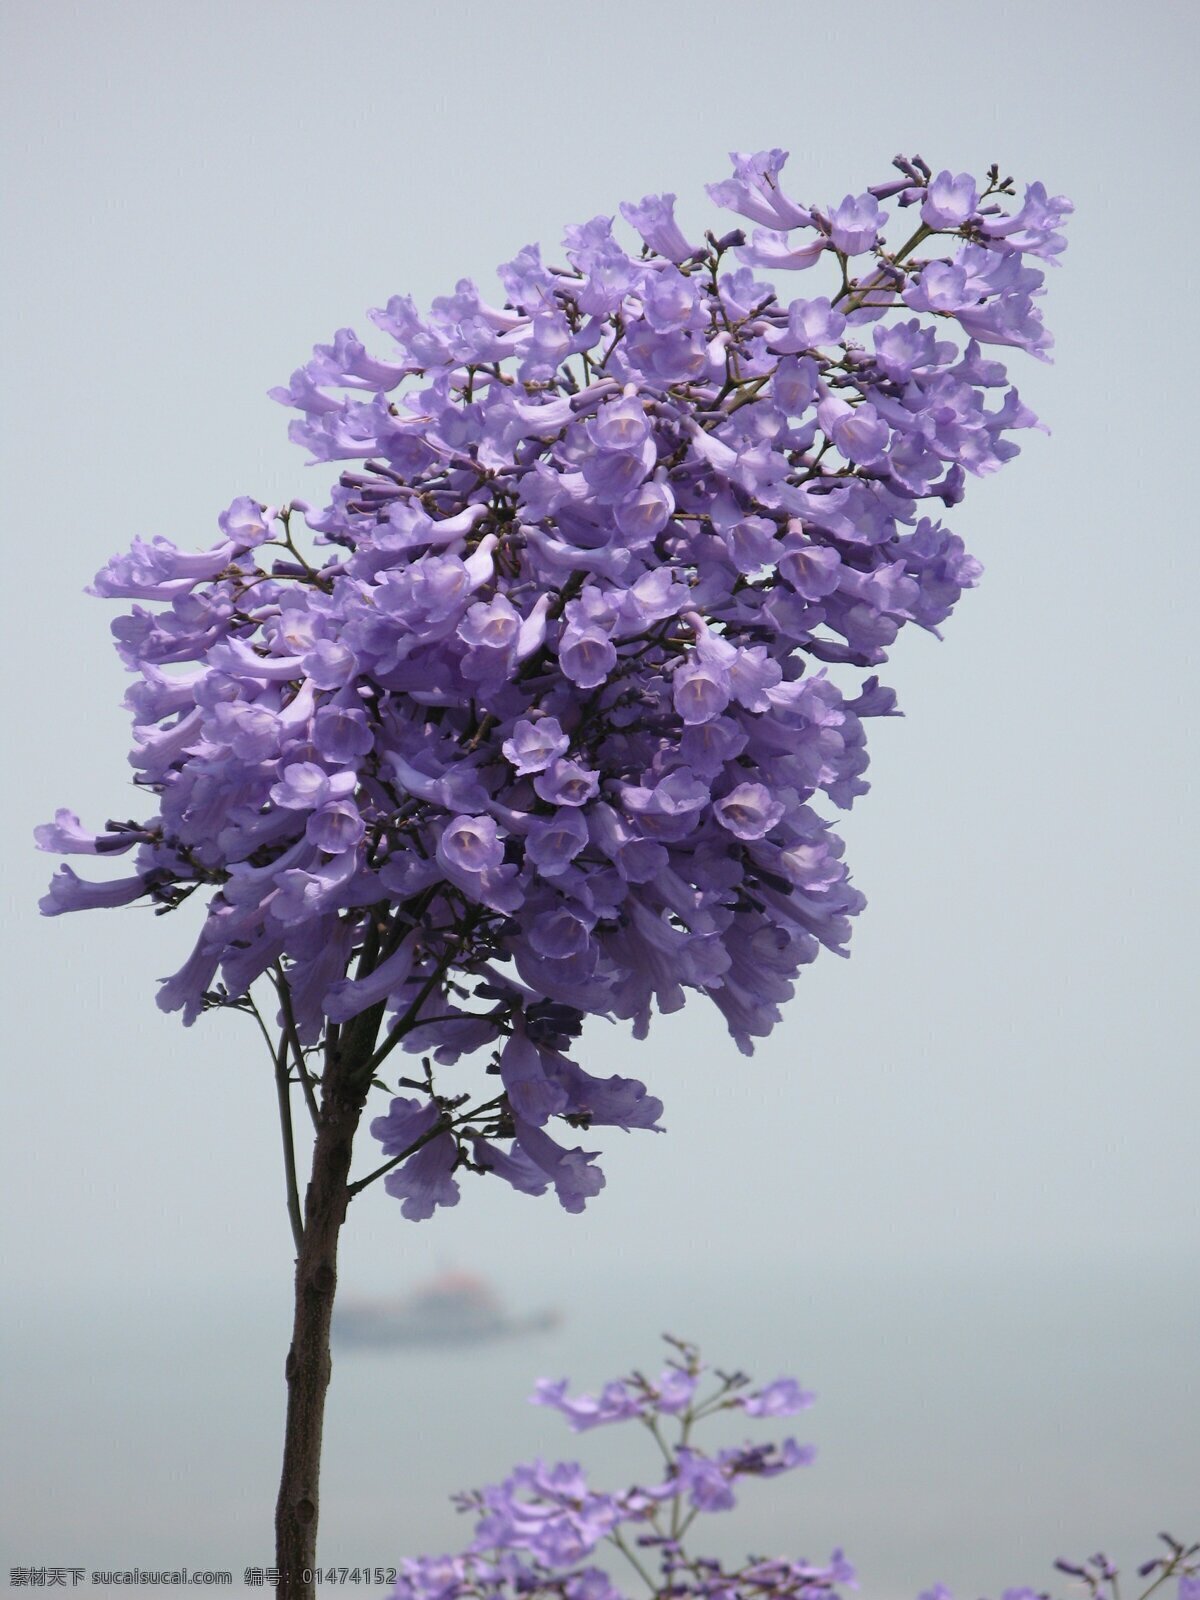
<box><xmin>2</xmin><ymin>1255</ymin><xmax>1195</xmax><ymax>1600</ymax></box>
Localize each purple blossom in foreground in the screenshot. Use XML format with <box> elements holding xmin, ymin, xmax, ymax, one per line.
<box><xmin>418</xmin><ymin>1339</ymin><xmax>834</xmax><ymax>1600</ymax></box>
<box><xmin>389</xmin><ymin>1340</ymin><xmax>1198</xmax><ymax>1600</ymax></box>
<box><xmin>38</xmin><ymin>153</ymin><xmax>1070</xmax><ymax>1218</ymax></box>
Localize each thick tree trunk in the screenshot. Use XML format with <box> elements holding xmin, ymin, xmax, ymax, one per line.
<box><xmin>274</xmin><ymin>1063</ymin><xmax>370</xmax><ymax>1599</ymax></box>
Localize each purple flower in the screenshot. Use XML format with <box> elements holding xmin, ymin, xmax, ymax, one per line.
<box><xmin>772</xmin><ymin>355</ymin><xmax>820</xmax><ymax>416</ymax></box>
<box><xmin>312</xmin><ymin>704</ymin><xmax>374</xmax><ymax>764</ymax></box>
<box><xmin>34</xmin><ymin>810</ymin><xmax>137</xmax><ymax>856</ymax></box>
<box><xmin>269</xmin><ymin>852</ymin><xmax>358</xmax><ymax>928</ymax></box>
<box><xmin>904</xmin><ymin>261</ymin><xmax>973</xmax><ymax>314</ymax></box>
<box><xmin>739</xmin><ymin>1377</ymin><xmax>815</xmax><ymax>1416</ymax></box>
<box><xmin>779</xmin><ymin>538</ymin><xmax>842</xmax><ymax>600</ymax></box>
<box><xmin>552</xmin><ymin>1055</ymin><xmax>664</xmax><ymax>1130</ymax></box>
<box><xmin>653</xmin><ymin>1367</ymin><xmax>698</xmax><ymax>1413</ymax></box>
<box><xmin>530</xmin><ymin>1378</ymin><xmax>645</xmax><ymax>1431</ymax></box>
<box><xmin>458</xmin><ymin>595</ymin><xmax>522</xmax><ymax>653</ymax></box>
<box><xmin>620</xmin><ymin>769</ymin><xmax>710</xmax><ymax>841</ymax></box>
<box><xmin>618</xmin><ymin>193</ymin><xmax>697</xmax><ymax>262</ymax></box>
<box><xmin>533</xmin><ymin>760</ymin><xmax>600</xmax><ymax>808</ymax></box>
<box><xmin>873</xmin><ymin>318</ymin><xmax>954</xmax><ymax>382</ymax></box>
<box><xmin>829</xmin><ymin>193</ymin><xmax>886</xmax><ymax>255</ymax></box>
<box><xmin>818</xmin><ymin>397</ymin><xmax>890</xmax><ymax>466</ymax></box>
<box><xmin>40</xmin><ymin>865</ymin><xmax>155</xmax><ymax>915</ymax></box>
<box><xmin>673</xmin><ymin>661</ymin><xmax>730</xmax><ymax>726</ymax></box>
<box><xmin>497</xmin><ymin>1032</ymin><xmax>568</xmax><ymax>1127</ymax></box>
<box><xmin>639</xmin><ymin>267</ymin><xmax>704</xmax><ymax>336</ymax></box>
<box><xmin>380</xmin><ymin>1338</ymin><xmax>1138</xmax><ymax>1600</ymax></box>
<box><xmin>714</xmin><ymin>783</ymin><xmax>785</xmax><ymax>841</ymax></box>
<box><xmin>921</xmin><ymin>170</ymin><xmax>979</xmax><ymax>230</ymax></box>
<box><xmin>323</xmin><ymin>934</ymin><xmax>417</xmax><ymax>1022</ymax></box>
<box><xmin>502</xmin><ymin>717</ymin><xmax>570</xmax><ymax>775</ymax></box>
<box><xmin>468</xmin><ymin>1135</ymin><xmax>549</xmax><ymax>1197</ymax></box>
<box><xmin>206</xmin><ymin>700</ymin><xmax>280</xmax><ymax>761</ymax></box>
<box><xmin>437</xmin><ymin>814</ymin><xmax>504</xmax><ymax>875</ymax></box>
<box><xmin>707</xmin><ymin>149</ymin><xmax>812</xmax><ymax>231</ymax></box>
<box><xmin>40</xmin><ymin>150</ymin><xmax>1068</xmax><ymax>1227</ymax></box>
<box><xmin>982</xmin><ymin>181</ymin><xmax>1073</xmax><ymax>261</ymax></box>
<box><xmin>768</xmin><ymin>296</ymin><xmax>847</xmax><ymax>353</ymax></box>
<box><xmin>737</xmin><ymin>228</ymin><xmax>827</xmax><ymax>271</ymax></box>
<box><xmin>156</xmin><ymin>939</ymin><xmax>223</xmax><ymax>1026</ymax></box>
<box><xmin>218</xmin><ymin>495</ymin><xmax>274</xmax><ymax>547</ymax></box>
<box><xmin>587</xmin><ymin>395</ymin><xmax>652</xmax><ymax>452</ymax></box>
<box><xmin>370</xmin><ymin>1094</ymin><xmax>442</xmax><ymax>1158</ymax></box>
<box><xmin>305</xmin><ymin>800</ymin><xmax>365</xmax><ymax>854</ymax></box>
<box><xmin>270</xmin><ymin>761</ymin><xmax>354</xmax><ymax>811</ymax></box>
<box><xmin>369</xmin><ymin>1096</ymin><xmax>460</xmax><ymax>1220</ymax></box>
<box><xmin>382</xmin><ymin>1133</ymin><xmax>460</xmax><ymax>1221</ymax></box>
<box><xmin>302</xmin><ymin>639</ymin><xmax>358</xmax><ymax>689</ymax></box>
<box><xmin>558</xmin><ymin>625</ymin><xmax>617</xmax><ymax>689</ymax></box>
<box><xmin>512</xmin><ymin>1118</ymin><xmax>605</xmax><ymax>1213</ymax></box>
<box><xmin>525</xmin><ymin>808</ymin><xmax>589</xmax><ymax>876</ymax></box>
<box><xmin>613</xmin><ymin>476</ymin><xmax>674</xmax><ymax>544</ymax></box>
<box><xmin>673</xmin><ymin>1448</ymin><xmax>736</xmax><ymax>1512</ymax></box>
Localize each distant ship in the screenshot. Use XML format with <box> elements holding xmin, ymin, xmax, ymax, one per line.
<box><xmin>332</xmin><ymin>1270</ymin><xmax>561</xmax><ymax>1349</ymax></box>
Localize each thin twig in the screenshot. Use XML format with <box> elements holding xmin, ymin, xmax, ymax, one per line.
<box><xmin>364</xmin><ymin>909</ymin><xmax>484</xmax><ymax>1077</ymax></box>
<box><xmin>245</xmin><ymin>992</ymin><xmax>306</xmax><ymax>1251</ymax></box>
<box><xmin>273</xmin><ymin>965</ymin><xmax>320</xmax><ymax>1129</ymax></box>
<box><xmin>273</xmin><ymin>1027</ymin><xmax>304</xmax><ymax>1253</ymax></box>
<box><xmin>606</xmin><ymin>1528</ymin><xmax>658</xmax><ymax>1595</ymax></box>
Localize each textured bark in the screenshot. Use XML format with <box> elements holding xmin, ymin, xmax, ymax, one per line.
<box><xmin>274</xmin><ymin>1061</ymin><xmax>370</xmax><ymax>1599</ymax></box>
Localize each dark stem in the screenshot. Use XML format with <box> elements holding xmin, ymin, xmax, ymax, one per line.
<box><xmin>273</xmin><ymin>1030</ymin><xmax>374</xmax><ymax>1599</ymax></box>
<box><xmin>272</xmin><ymin>903</ymin><xmax>481</xmax><ymax>1593</ymax></box>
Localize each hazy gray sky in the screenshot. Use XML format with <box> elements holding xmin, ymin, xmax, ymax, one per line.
<box><xmin>3</xmin><ymin>0</ymin><xmax>1197</xmax><ymax>1590</ymax></box>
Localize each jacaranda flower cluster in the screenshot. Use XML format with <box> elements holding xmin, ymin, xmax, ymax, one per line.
<box><xmin>388</xmin><ymin>1340</ymin><xmax>1199</xmax><ymax>1600</ymax></box>
<box><xmin>398</xmin><ymin>1337</ymin><xmax>838</xmax><ymax>1600</ymax></box>
<box><xmin>38</xmin><ymin>152</ymin><xmax>1071</xmax><ymax>1218</ymax></box>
